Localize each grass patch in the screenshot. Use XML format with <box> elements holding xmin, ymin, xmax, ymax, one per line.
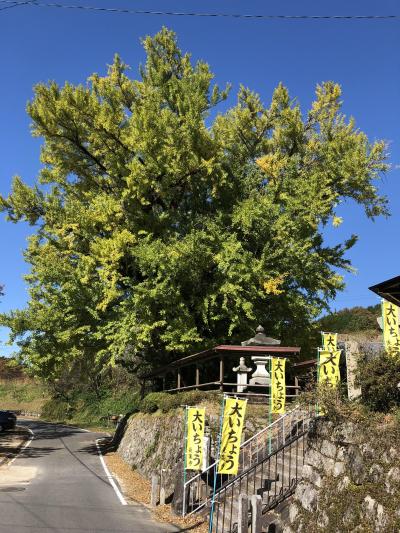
<box><xmin>40</xmin><ymin>387</ymin><xmax>143</xmax><ymax>428</ymax></box>
<box><xmin>39</xmin><ymin>387</ymin><xmax>285</xmax><ymax>433</ymax></box>
<box><xmin>0</xmin><ymin>379</ymin><xmax>48</xmax><ymax>413</ymax></box>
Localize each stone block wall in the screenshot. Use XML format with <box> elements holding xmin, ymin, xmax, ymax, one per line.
<box><xmin>283</xmin><ymin>418</ymin><xmax>400</xmax><ymax>532</ymax></box>
<box><xmin>117</xmin><ymin>412</ymin><xmax>186</xmax><ymax>497</ymax></box>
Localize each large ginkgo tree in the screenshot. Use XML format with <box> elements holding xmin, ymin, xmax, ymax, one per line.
<box><xmin>0</xmin><ymin>28</ymin><xmax>388</xmax><ymax>386</ymax></box>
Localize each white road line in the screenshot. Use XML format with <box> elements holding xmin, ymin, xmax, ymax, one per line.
<box><xmin>5</xmin><ymin>426</ymin><xmax>34</xmax><ymax>467</ymax></box>
<box><xmin>96</xmin><ymin>439</ymin><xmax>127</xmax><ymax>506</ymax></box>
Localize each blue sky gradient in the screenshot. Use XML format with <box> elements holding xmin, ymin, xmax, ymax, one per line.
<box><xmin>0</xmin><ymin>0</ymin><xmax>399</xmax><ymax>355</ymax></box>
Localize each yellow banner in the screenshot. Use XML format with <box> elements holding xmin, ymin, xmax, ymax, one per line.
<box><xmin>185</xmin><ymin>407</ymin><xmax>205</xmax><ymax>470</ymax></box>
<box><xmin>382</xmin><ymin>300</ymin><xmax>400</xmax><ymax>356</ymax></box>
<box><xmin>318</xmin><ymin>350</ymin><xmax>341</xmax><ymax>387</ymax></box>
<box><xmin>322</xmin><ymin>332</ymin><xmax>337</xmax><ymax>352</ymax></box>
<box><xmin>218</xmin><ymin>398</ymin><xmax>247</xmax><ymax>475</ymax></box>
<box><xmin>271</xmin><ymin>358</ymin><xmax>286</xmax><ymax>414</ymax></box>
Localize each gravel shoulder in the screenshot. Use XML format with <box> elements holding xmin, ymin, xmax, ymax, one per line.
<box><xmin>103</xmin><ymin>448</ymin><xmax>208</xmax><ymax>533</ymax></box>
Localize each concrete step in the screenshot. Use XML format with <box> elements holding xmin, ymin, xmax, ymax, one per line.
<box><xmin>211</xmin><ymin>484</ymin><xmax>294</xmax><ymax>533</ymax></box>
<box><xmin>214</xmin><ymin>456</ymin><xmax>303</xmax><ymax>499</ymax></box>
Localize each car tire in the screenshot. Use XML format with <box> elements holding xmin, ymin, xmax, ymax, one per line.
<box><xmin>0</xmin><ymin>424</ymin><xmax>3</xmax><ymax>433</ymax></box>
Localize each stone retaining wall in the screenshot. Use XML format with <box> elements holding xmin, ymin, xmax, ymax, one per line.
<box><xmin>283</xmin><ymin>418</ymin><xmax>400</xmax><ymax>532</ymax></box>
<box><xmin>117</xmin><ymin>412</ymin><xmax>187</xmax><ymax>498</ymax></box>
<box><xmin>116</xmin><ymin>407</ymin><xmax>270</xmax><ymax>500</ymax></box>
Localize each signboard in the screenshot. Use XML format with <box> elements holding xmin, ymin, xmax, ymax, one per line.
<box><xmin>271</xmin><ymin>357</ymin><xmax>286</xmax><ymax>414</ymax></box>
<box><xmin>218</xmin><ymin>398</ymin><xmax>247</xmax><ymax>475</ymax></box>
<box><xmin>186</xmin><ymin>407</ymin><xmax>205</xmax><ymax>470</ymax></box>
<box><xmin>318</xmin><ymin>350</ymin><xmax>341</xmax><ymax>387</ymax></box>
<box><xmin>382</xmin><ymin>300</ymin><xmax>400</xmax><ymax>355</ymax></box>
<box><xmin>322</xmin><ymin>332</ymin><xmax>337</xmax><ymax>352</ymax></box>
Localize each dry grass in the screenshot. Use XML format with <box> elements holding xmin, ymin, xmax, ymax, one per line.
<box><xmin>104</xmin><ymin>450</ymin><xmax>208</xmax><ymax>533</ymax></box>
<box><xmin>0</xmin><ymin>398</ymin><xmax>46</xmax><ymax>413</ymax></box>
<box><xmin>0</xmin><ymin>378</ymin><xmax>48</xmax><ymax>414</ymax></box>
<box><xmin>337</xmin><ymin>330</ymin><xmax>382</xmax><ymax>343</ymax></box>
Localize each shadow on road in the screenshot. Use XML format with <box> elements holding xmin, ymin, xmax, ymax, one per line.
<box><xmin>22</xmin><ymin>421</ymin><xmax>91</xmax><ymax>440</ymax></box>
<box><xmin>15</xmin><ymin>444</ymin><xmax>62</xmax><ymax>459</ymax></box>
<box><xmin>7</xmin><ymin>420</ymin><xmax>117</xmax><ymax>487</ymax></box>
<box><xmin>10</xmin><ymin>421</ymin><xmax>106</xmax><ymax>462</ymax></box>
<box><xmin>78</xmin><ymin>437</ymin><xmax>113</xmax><ymax>457</ymax></box>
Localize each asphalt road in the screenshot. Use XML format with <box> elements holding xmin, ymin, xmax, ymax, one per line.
<box><xmin>0</xmin><ymin>420</ymin><xmax>179</xmax><ymax>533</ymax></box>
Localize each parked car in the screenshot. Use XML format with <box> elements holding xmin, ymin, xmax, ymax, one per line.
<box><xmin>0</xmin><ymin>410</ymin><xmax>17</xmax><ymax>432</ymax></box>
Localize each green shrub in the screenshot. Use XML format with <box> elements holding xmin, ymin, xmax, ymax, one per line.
<box><xmin>357</xmin><ymin>351</ymin><xmax>400</xmax><ymax>412</ymax></box>
<box><xmin>393</xmin><ymin>407</ymin><xmax>400</xmax><ymax>427</ymax></box>
<box><xmin>181</xmin><ymin>389</ymin><xmax>211</xmax><ymax>405</ymax></box>
<box><xmin>141</xmin><ymin>392</ymin><xmax>171</xmax><ymax>413</ymax></box>
<box><xmin>98</xmin><ymin>391</ymin><xmax>142</xmax><ymax>415</ymax></box>
<box><xmin>41</xmin><ymin>388</ymin><xmax>143</xmax><ymax>426</ymax></box>
<box><xmin>41</xmin><ymin>389</ymin><xmax>216</xmax><ymax>422</ymax></box>
<box><xmin>140</xmin><ymin>389</ymin><xmax>216</xmax><ymax>413</ymax></box>
<box><xmin>156</xmin><ymin>393</ymin><xmax>183</xmax><ymax>412</ymax></box>
<box><xmin>41</xmin><ymin>398</ymin><xmax>72</xmax><ymax>421</ymax></box>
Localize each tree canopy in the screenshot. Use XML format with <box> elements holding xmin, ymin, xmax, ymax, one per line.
<box><xmin>0</xmin><ymin>28</ymin><xmax>388</xmax><ymax>384</ymax></box>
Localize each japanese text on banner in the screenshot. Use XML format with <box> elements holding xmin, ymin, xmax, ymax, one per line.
<box><xmin>185</xmin><ymin>407</ymin><xmax>205</xmax><ymax>470</ymax></box>
<box><xmin>318</xmin><ymin>350</ymin><xmax>341</xmax><ymax>387</ymax></box>
<box><xmin>271</xmin><ymin>357</ymin><xmax>286</xmax><ymax>414</ymax></box>
<box><xmin>322</xmin><ymin>332</ymin><xmax>337</xmax><ymax>352</ymax></box>
<box><xmin>218</xmin><ymin>398</ymin><xmax>247</xmax><ymax>475</ymax></box>
<box><xmin>382</xmin><ymin>300</ymin><xmax>400</xmax><ymax>356</ymax></box>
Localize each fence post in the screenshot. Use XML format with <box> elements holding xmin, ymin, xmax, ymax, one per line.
<box><xmin>238</xmin><ymin>493</ymin><xmax>249</xmax><ymax>533</ymax></box>
<box><xmin>294</xmin><ymin>376</ymin><xmax>299</xmax><ymax>395</ymax></box>
<box><xmin>160</xmin><ymin>469</ymin><xmax>166</xmax><ymax>506</ymax></box>
<box><xmin>151</xmin><ymin>474</ymin><xmax>160</xmax><ymax>507</ymax></box>
<box><xmin>251</xmin><ymin>494</ymin><xmax>262</xmax><ymax>533</ymax></box>
<box><xmin>219</xmin><ymin>357</ymin><xmax>224</xmax><ymax>391</ymax></box>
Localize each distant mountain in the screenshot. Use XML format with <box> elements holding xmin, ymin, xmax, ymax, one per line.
<box><xmin>317</xmin><ymin>304</ymin><xmax>381</xmax><ymax>334</ymax></box>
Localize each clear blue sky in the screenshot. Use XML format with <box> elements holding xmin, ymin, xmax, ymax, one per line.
<box><xmin>0</xmin><ymin>0</ymin><xmax>399</xmax><ymax>355</ymax></box>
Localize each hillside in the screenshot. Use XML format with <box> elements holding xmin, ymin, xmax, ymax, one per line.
<box><xmin>0</xmin><ymin>357</ymin><xmax>48</xmax><ymax>413</ymax></box>
<box><xmin>297</xmin><ymin>304</ymin><xmax>383</xmax><ymax>362</ymax></box>
<box><xmin>313</xmin><ymin>304</ymin><xmax>383</xmax><ymax>345</ymax></box>
<box><xmin>317</xmin><ymin>304</ymin><xmax>381</xmax><ymax>333</ymax></box>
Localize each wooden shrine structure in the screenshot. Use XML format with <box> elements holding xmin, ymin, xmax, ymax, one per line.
<box><xmin>140</xmin><ymin>326</ymin><xmax>301</xmax><ymax>400</ymax></box>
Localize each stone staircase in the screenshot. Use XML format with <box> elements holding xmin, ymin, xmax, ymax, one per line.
<box><xmin>183</xmin><ymin>406</ymin><xmax>307</xmax><ymax>517</ymax></box>
<box><xmin>208</xmin><ymin>412</ymin><xmax>312</xmax><ymax>533</ymax></box>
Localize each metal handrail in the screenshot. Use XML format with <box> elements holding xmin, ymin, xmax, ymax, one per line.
<box><xmin>209</xmin><ymin>406</ymin><xmax>314</xmax><ymax>532</ymax></box>
<box><xmin>183</xmin><ymin>404</ymin><xmax>304</xmax><ymax>516</ymax></box>
<box><xmin>241</xmin><ymin>405</ymin><xmax>300</xmax><ymax>449</ymax></box>
<box><xmin>213</xmin><ymin>427</ymin><xmax>308</xmax><ymax>499</ymax></box>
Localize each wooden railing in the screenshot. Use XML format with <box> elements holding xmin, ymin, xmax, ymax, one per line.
<box><xmin>163</xmin><ymin>382</ymin><xmax>300</xmax><ymax>398</ymax></box>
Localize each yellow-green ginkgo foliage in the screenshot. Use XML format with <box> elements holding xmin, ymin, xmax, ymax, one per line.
<box><xmin>0</xmin><ymin>28</ymin><xmax>388</xmax><ymax>385</ymax></box>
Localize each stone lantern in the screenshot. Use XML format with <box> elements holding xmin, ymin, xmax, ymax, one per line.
<box><xmin>241</xmin><ymin>325</ymin><xmax>281</xmax><ymax>386</ymax></box>
<box><xmin>232</xmin><ymin>357</ymin><xmax>252</xmax><ymax>393</ymax></box>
